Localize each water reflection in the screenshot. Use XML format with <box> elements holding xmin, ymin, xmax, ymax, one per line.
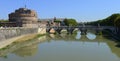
<box><xmin>75</xmin><ymin>31</ymin><xmax>97</xmax><ymax>40</ymax></box>
<box><xmin>0</xmin><ymin>32</ymin><xmax>120</xmax><ymax>61</ymax></box>
<box><xmin>0</xmin><ymin>36</ymin><xmax>46</xmax><ymax>57</ymax></box>
<box><xmin>47</xmin><ymin>32</ymin><xmax>120</xmax><ymax>59</ymax></box>
<box><xmin>47</xmin><ymin>32</ymin><xmax>104</xmax><ymax>42</ymax></box>
<box><xmin>106</xmin><ymin>40</ymin><xmax>120</xmax><ymax>58</ymax></box>
<box><xmin>86</xmin><ymin>33</ymin><xmax>96</xmax><ymax>40</ymax></box>
<box><xmin>13</xmin><ymin>44</ymin><xmax>38</xmax><ymax>57</ymax></box>
<box><xmin>75</xmin><ymin>31</ymin><xmax>81</xmax><ymax>39</ymax></box>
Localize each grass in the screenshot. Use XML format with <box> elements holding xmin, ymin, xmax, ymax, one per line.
<box><xmin>36</xmin><ymin>34</ymin><xmax>46</xmax><ymax>38</ymax></box>
<box><xmin>0</xmin><ymin>45</ymin><xmax>10</xmax><ymax>50</ymax></box>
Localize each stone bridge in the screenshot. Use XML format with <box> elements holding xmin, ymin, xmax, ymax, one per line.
<box><xmin>44</xmin><ymin>26</ymin><xmax>116</xmax><ymax>34</ymax></box>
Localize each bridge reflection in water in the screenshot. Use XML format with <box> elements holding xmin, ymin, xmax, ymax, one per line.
<box><xmin>47</xmin><ymin>32</ymin><xmax>120</xmax><ymax>59</ymax></box>
<box><xmin>47</xmin><ymin>32</ymin><xmax>104</xmax><ymax>42</ymax></box>
<box><xmin>0</xmin><ymin>32</ymin><xmax>120</xmax><ymax>61</ymax></box>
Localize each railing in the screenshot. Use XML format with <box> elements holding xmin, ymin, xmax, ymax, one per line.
<box><xmin>0</xmin><ymin>27</ymin><xmax>37</xmax><ymax>30</ymax></box>
<box><xmin>0</xmin><ymin>26</ymin><xmax>115</xmax><ymax>29</ymax></box>
<box><xmin>39</xmin><ymin>26</ymin><xmax>115</xmax><ymax>28</ymax></box>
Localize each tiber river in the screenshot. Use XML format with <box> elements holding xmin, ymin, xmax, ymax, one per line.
<box><xmin>0</xmin><ymin>31</ymin><xmax>120</xmax><ymax>61</ymax></box>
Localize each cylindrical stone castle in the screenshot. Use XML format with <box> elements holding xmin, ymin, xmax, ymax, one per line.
<box><xmin>9</xmin><ymin>8</ymin><xmax>38</xmax><ymax>27</ymax></box>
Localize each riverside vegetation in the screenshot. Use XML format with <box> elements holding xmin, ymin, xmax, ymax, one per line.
<box><xmin>85</xmin><ymin>13</ymin><xmax>120</xmax><ymax>41</ymax></box>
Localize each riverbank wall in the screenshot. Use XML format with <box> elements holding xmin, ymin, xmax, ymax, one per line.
<box><xmin>0</xmin><ymin>28</ymin><xmax>37</xmax><ymax>41</ymax></box>
<box><xmin>0</xmin><ymin>27</ymin><xmax>46</xmax><ymax>49</ymax></box>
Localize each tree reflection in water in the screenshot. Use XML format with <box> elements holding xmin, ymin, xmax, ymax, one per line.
<box><xmin>13</xmin><ymin>44</ymin><xmax>38</xmax><ymax>57</ymax></box>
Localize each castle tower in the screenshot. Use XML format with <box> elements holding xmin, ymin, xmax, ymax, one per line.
<box><xmin>8</xmin><ymin>8</ymin><xmax>38</xmax><ymax>27</ymax></box>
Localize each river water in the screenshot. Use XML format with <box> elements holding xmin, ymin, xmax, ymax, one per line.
<box><xmin>0</xmin><ymin>32</ymin><xmax>120</xmax><ymax>61</ymax></box>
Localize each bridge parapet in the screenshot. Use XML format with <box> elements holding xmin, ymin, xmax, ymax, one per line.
<box><xmin>44</xmin><ymin>26</ymin><xmax>116</xmax><ymax>34</ymax></box>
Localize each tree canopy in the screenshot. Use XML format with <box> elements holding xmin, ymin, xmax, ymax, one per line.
<box><xmin>0</xmin><ymin>19</ymin><xmax>8</xmax><ymax>27</ymax></box>
<box><xmin>114</xmin><ymin>16</ymin><xmax>120</xmax><ymax>27</ymax></box>
<box><xmin>63</xmin><ymin>18</ymin><xmax>78</xmax><ymax>26</ymax></box>
<box><xmin>0</xmin><ymin>19</ymin><xmax>8</xmax><ymax>22</ymax></box>
<box><xmin>86</xmin><ymin>13</ymin><xmax>120</xmax><ymax>26</ymax></box>
<box><xmin>54</xmin><ymin>20</ymin><xmax>61</xmax><ymax>23</ymax></box>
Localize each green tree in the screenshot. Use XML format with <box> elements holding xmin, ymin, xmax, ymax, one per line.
<box><xmin>54</xmin><ymin>20</ymin><xmax>61</xmax><ymax>23</ymax></box>
<box><xmin>63</xmin><ymin>18</ymin><xmax>78</xmax><ymax>26</ymax></box>
<box><xmin>0</xmin><ymin>19</ymin><xmax>8</xmax><ymax>22</ymax></box>
<box><xmin>101</xmin><ymin>13</ymin><xmax>120</xmax><ymax>26</ymax></box>
<box><xmin>114</xmin><ymin>16</ymin><xmax>120</xmax><ymax>27</ymax></box>
<box><xmin>85</xmin><ymin>13</ymin><xmax>120</xmax><ymax>26</ymax></box>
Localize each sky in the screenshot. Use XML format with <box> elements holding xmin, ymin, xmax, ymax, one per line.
<box><xmin>0</xmin><ymin>0</ymin><xmax>120</xmax><ymax>22</ymax></box>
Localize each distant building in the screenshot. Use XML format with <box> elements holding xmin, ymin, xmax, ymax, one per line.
<box><xmin>39</xmin><ymin>17</ymin><xmax>66</xmax><ymax>26</ymax></box>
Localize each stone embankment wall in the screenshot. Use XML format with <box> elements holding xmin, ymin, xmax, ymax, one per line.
<box><xmin>0</xmin><ymin>27</ymin><xmax>46</xmax><ymax>49</ymax></box>
<box><xmin>0</xmin><ymin>27</ymin><xmax>46</xmax><ymax>41</ymax></box>
<box><xmin>0</xmin><ymin>27</ymin><xmax>38</xmax><ymax>41</ymax></box>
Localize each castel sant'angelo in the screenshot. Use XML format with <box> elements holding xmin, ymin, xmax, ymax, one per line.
<box><xmin>0</xmin><ymin>7</ymin><xmax>62</xmax><ymax>27</ymax></box>
<box><xmin>0</xmin><ymin>7</ymin><xmax>39</xmax><ymax>27</ymax></box>
<box><xmin>9</xmin><ymin>8</ymin><xmax>38</xmax><ymax>27</ymax></box>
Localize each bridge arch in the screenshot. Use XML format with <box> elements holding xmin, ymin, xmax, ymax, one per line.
<box><xmin>46</xmin><ymin>26</ymin><xmax>116</xmax><ymax>35</ymax></box>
